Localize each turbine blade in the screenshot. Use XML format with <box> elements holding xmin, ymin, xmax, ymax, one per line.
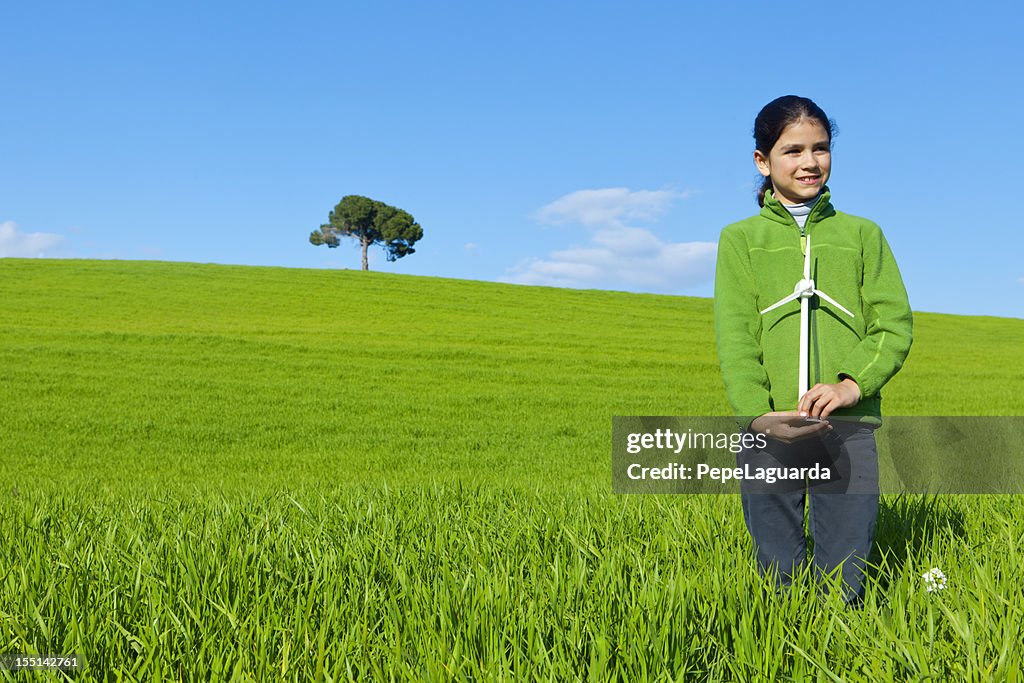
<box><xmin>803</xmin><ymin>234</ymin><xmax>812</xmax><ymax>280</ymax></box>
<box><xmin>760</xmin><ymin>292</ymin><xmax>800</xmax><ymax>315</ymax></box>
<box><xmin>814</xmin><ymin>289</ymin><xmax>855</xmax><ymax>317</ymax></box>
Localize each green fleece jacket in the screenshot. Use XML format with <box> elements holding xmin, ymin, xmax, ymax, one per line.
<box><xmin>714</xmin><ymin>187</ymin><xmax>912</xmax><ymax>427</ymax></box>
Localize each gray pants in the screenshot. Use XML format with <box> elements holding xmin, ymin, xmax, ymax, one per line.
<box><xmin>738</xmin><ymin>423</ymin><xmax>880</xmax><ymax>603</ymax></box>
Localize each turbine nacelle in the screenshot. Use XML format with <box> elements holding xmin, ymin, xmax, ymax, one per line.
<box><xmin>795</xmin><ymin>278</ymin><xmax>816</xmax><ymax>299</ymax></box>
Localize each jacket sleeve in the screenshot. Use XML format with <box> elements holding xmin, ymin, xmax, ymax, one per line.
<box><xmin>836</xmin><ymin>223</ymin><xmax>913</xmax><ymax>397</ymax></box>
<box><xmin>714</xmin><ymin>226</ymin><xmax>773</xmax><ymax>428</ymax></box>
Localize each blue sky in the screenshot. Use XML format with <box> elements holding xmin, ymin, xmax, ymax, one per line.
<box><xmin>2</xmin><ymin>2</ymin><xmax>1022</xmax><ymax>318</ymax></box>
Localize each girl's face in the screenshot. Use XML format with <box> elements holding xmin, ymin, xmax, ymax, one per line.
<box><xmin>754</xmin><ymin>118</ymin><xmax>831</xmax><ymax>205</ymax></box>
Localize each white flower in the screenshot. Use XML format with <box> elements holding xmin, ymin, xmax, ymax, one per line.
<box><xmin>922</xmin><ymin>567</ymin><xmax>947</xmax><ymax>592</ymax></box>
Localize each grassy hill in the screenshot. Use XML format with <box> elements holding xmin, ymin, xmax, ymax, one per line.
<box><xmin>3</xmin><ymin>259</ymin><xmax>1021</xmax><ymax>493</ymax></box>
<box><xmin>1</xmin><ymin>259</ymin><xmax>1023</xmax><ymax>680</ymax></box>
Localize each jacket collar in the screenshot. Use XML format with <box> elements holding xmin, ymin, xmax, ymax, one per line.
<box><xmin>761</xmin><ymin>186</ymin><xmax>835</xmax><ymax>228</ymax></box>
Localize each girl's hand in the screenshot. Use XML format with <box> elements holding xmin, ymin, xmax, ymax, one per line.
<box><xmin>750</xmin><ymin>411</ymin><xmax>831</xmax><ymax>444</ymax></box>
<box><xmin>797</xmin><ymin>378</ymin><xmax>860</xmax><ymax>418</ymax></box>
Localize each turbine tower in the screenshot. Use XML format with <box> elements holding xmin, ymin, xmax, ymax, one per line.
<box><xmin>759</xmin><ymin>235</ymin><xmax>855</xmax><ymax>405</ymax></box>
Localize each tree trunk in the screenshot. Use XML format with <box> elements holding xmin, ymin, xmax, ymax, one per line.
<box><xmin>361</xmin><ymin>233</ymin><xmax>369</xmax><ymax>271</ymax></box>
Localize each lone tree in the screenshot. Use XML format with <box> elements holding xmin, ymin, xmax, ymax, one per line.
<box><xmin>309</xmin><ymin>195</ymin><xmax>423</xmax><ymax>271</ymax></box>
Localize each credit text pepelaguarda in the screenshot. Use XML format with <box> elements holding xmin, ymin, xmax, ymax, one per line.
<box><xmin>626</xmin><ymin>462</ymin><xmax>833</xmax><ymax>483</ymax></box>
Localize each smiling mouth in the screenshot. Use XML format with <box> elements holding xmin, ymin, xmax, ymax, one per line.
<box><xmin>797</xmin><ymin>176</ymin><xmax>821</xmax><ymax>184</ymax></box>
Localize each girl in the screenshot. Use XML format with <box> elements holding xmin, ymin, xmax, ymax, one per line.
<box><xmin>713</xmin><ymin>95</ymin><xmax>913</xmax><ymax>604</ymax></box>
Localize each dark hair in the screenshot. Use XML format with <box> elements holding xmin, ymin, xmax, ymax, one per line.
<box><xmin>753</xmin><ymin>95</ymin><xmax>838</xmax><ymax>207</ymax></box>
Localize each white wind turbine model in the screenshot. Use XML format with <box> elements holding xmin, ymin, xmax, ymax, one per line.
<box><xmin>759</xmin><ymin>235</ymin><xmax>855</xmax><ymax>408</ymax></box>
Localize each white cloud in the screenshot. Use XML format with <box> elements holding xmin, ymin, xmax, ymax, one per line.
<box><xmin>0</xmin><ymin>221</ymin><xmax>66</xmax><ymax>258</ymax></box>
<box><xmin>590</xmin><ymin>226</ymin><xmax>662</xmax><ymax>254</ymax></box>
<box><xmin>464</xmin><ymin>242</ymin><xmax>481</xmax><ymax>255</ymax></box>
<box><xmin>533</xmin><ymin>187</ymin><xmax>693</xmax><ymax>229</ymax></box>
<box><xmin>504</xmin><ymin>187</ymin><xmax>715</xmax><ymax>293</ymax></box>
<box><xmin>505</xmin><ymin>229</ymin><xmax>716</xmax><ymax>291</ymax></box>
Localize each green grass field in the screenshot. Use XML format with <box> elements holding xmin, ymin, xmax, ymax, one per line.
<box><xmin>2</xmin><ymin>258</ymin><xmax>1023</xmax><ymax>681</ymax></box>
